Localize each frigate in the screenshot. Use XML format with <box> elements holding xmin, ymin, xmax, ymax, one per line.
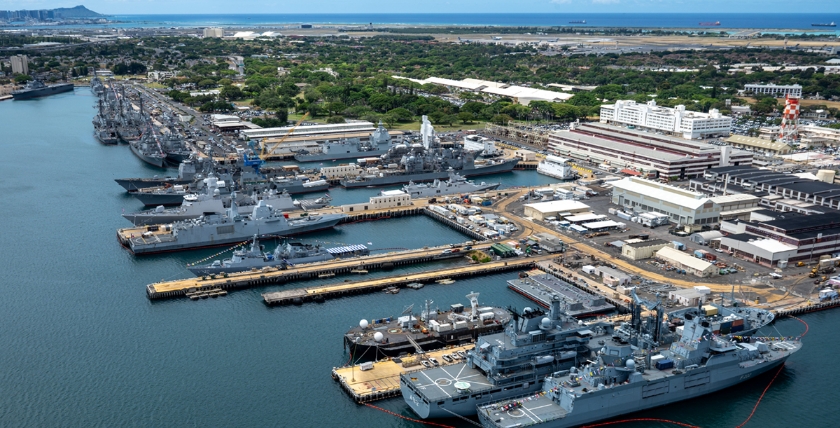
<box><xmin>129</xmin><ymin>133</ymin><xmax>166</xmax><ymax>168</ymax></box>
<box><xmin>12</xmin><ymin>80</ymin><xmax>74</xmax><ymax>100</ymax></box>
<box><xmin>477</xmin><ymin>310</ymin><xmax>801</xmax><ymax>428</ymax></box>
<box><xmin>123</xmin><ymin>198</ymin><xmax>347</xmax><ymax>255</ymax></box>
<box><xmin>402</xmin><ymin>172</ymin><xmax>500</xmax><ymax>199</ymax></box>
<box><xmin>293</xmin><ymin>121</ymin><xmax>395</xmax><ymax>162</ymax></box>
<box><xmin>187</xmin><ymin>235</ymin><xmax>368</xmax><ymax>275</ymax></box>
<box><xmin>345</xmin><ymin>293</ymin><xmax>512</xmax><ymax>360</ymax></box>
<box><xmin>340</xmin><ymin>116</ymin><xmax>517</xmax><ymax>188</ymax></box>
<box><xmin>115</xmin><ymin>159</ymin><xmax>201</xmax><ymax>192</ymax></box>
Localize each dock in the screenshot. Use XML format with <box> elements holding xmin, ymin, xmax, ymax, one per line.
<box><xmin>332</xmin><ymin>344</ymin><xmax>474</xmax><ymax>403</ymax></box>
<box><xmin>262</xmin><ymin>256</ymin><xmax>547</xmax><ymax>306</ymax></box>
<box><xmin>146</xmin><ymin>244</ymin><xmax>499</xmax><ymax>299</ymax></box>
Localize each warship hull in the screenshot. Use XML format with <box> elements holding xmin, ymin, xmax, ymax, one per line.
<box><xmin>477</xmin><ymin>357</ymin><xmax>790</xmax><ymax>428</ymax></box>
<box><xmin>187</xmin><ymin>252</ymin><xmax>335</xmax><ymax>276</ymax></box>
<box><xmin>12</xmin><ymin>83</ymin><xmax>74</xmax><ymax>100</ymax></box>
<box><xmin>115</xmin><ymin>178</ymin><xmax>192</xmax><ymax>192</ymax></box>
<box><xmin>125</xmin><ymin>215</ymin><xmax>345</xmax><ymax>255</ymax></box>
<box><xmin>132</xmin><ymin>192</ymin><xmax>188</xmax><ymax>206</ymax></box>
<box><xmin>270</xmin><ymin>181</ymin><xmax>330</xmax><ymax>195</ymax></box>
<box><xmin>346</xmin><ymin>323</ymin><xmax>505</xmax><ymax>359</ymax></box>
<box><xmin>95</xmin><ymin>130</ymin><xmax>120</xmax><ymax>145</ymax></box>
<box><xmin>123</xmin><ymin>198</ymin><xmax>299</xmax><ymax>226</ymax></box>
<box><xmin>294</xmin><ymin>147</ymin><xmax>391</xmax><ymax>162</ymax></box>
<box><xmin>341</xmin><ymin>159</ymin><xmax>519</xmax><ymax>188</ymax></box>
<box><xmin>129</xmin><ymin>142</ymin><xmax>166</xmax><ymax>168</ymax></box>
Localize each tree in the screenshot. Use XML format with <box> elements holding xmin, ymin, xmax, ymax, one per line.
<box><xmin>326</xmin><ymin>116</ymin><xmax>346</xmax><ymax>124</ymax></box>
<box><xmin>220</xmin><ymin>85</ymin><xmax>244</xmax><ymax>101</ymax></box>
<box><xmin>14</xmin><ymin>74</ymin><xmax>32</xmax><ymax>84</ymax></box>
<box><xmin>127</xmin><ymin>62</ymin><xmax>147</xmax><ymax>74</ymax></box>
<box><xmin>386</xmin><ymin>107</ymin><xmax>413</xmax><ymax>122</ymax></box>
<box><xmin>458</xmin><ymin>111</ymin><xmax>475</xmax><ymax>124</ymax></box>
<box><xmin>567</xmin><ymin>92</ymin><xmax>600</xmax><ymax>107</ymax></box>
<box><xmin>491</xmin><ymin>114</ymin><xmax>513</xmax><ymax>125</ymax></box>
<box><xmin>197</xmin><ymin>79</ymin><xmax>216</xmax><ymax>88</ymax></box>
<box><xmin>112</xmin><ymin>63</ymin><xmax>129</xmax><ymax>75</ymax></box>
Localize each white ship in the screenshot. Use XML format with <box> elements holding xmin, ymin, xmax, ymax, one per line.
<box><xmin>537</xmin><ymin>155</ymin><xmax>577</xmax><ymax>180</ymax></box>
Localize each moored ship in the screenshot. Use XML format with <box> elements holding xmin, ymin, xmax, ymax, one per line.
<box><xmin>293</xmin><ymin>121</ymin><xmax>396</xmax><ymax>162</ymax></box>
<box><xmin>402</xmin><ymin>172</ymin><xmax>500</xmax><ymax>199</ymax></box>
<box><xmin>12</xmin><ymin>80</ymin><xmax>74</xmax><ymax>100</ymax></box>
<box><xmin>345</xmin><ymin>293</ymin><xmax>511</xmax><ymax>360</ymax></box>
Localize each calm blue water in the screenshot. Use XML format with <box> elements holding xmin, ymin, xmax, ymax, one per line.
<box><xmin>0</xmin><ymin>91</ymin><xmax>833</xmax><ymax>427</ymax></box>
<box><xmin>10</xmin><ymin>13</ymin><xmax>840</xmax><ymax>32</ymax></box>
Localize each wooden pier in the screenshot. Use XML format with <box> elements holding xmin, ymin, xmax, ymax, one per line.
<box><xmin>331</xmin><ymin>344</ymin><xmax>475</xmax><ymax>403</ymax></box>
<box><xmin>146</xmin><ymin>244</ymin><xmax>496</xmax><ymax>300</ymax></box>
<box><xmin>262</xmin><ymin>256</ymin><xmax>545</xmax><ymax>306</ymax></box>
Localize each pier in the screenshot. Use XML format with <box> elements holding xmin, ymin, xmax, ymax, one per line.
<box><xmin>332</xmin><ymin>344</ymin><xmax>474</xmax><ymax>403</ymax></box>
<box><xmin>262</xmin><ymin>256</ymin><xmax>546</xmax><ymax>306</ymax></box>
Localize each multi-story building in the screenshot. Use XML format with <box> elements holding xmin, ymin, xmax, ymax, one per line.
<box><xmin>10</xmin><ymin>55</ymin><xmax>28</xmax><ymax>75</ymax></box>
<box><xmin>547</xmin><ymin>123</ymin><xmax>752</xmax><ymax>180</ymax></box>
<box><xmin>744</xmin><ymin>83</ymin><xmax>802</xmax><ymax>98</ymax></box>
<box><xmin>203</xmin><ymin>28</ymin><xmax>224</xmax><ymax>38</ymax></box>
<box><xmin>599</xmin><ymin>100</ymin><xmax>732</xmax><ymax>139</ymax></box>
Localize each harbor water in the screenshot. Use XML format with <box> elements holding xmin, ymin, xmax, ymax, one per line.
<box><xmin>0</xmin><ymin>91</ymin><xmax>832</xmax><ymax>427</ymax></box>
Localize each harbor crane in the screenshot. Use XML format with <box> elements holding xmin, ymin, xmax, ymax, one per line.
<box><xmin>260</xmin><ymin>112</ymin><xmax>310</xmax><ymax>159</ymax></box>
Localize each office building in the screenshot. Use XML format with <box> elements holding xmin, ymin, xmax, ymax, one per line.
<box><xmin>599</xmin><ymin>100</ymin><xmax>732</xmax><ymax>139</ymax></box>
<box><xmin>10</xmin><ymin>55</ymin><xmax>28</xmax><ymax>75</ymax></box>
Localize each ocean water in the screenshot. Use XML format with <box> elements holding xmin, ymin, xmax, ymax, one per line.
<box><xmin>10</xmin><ymin>13</ymin><xmax>840</xmax><ymax>32</ymax></box>
<box><xmin>0</xmin><ymin>90</ymin><xmax>834</xmax><ymax>427</ymax></box>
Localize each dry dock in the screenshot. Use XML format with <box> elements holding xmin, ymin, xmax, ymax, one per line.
<box><xmin>262</xmin><ymin>256</ymin><xmax>548</xmax><ymax>306</ymax></box>
<box><xmin>332</xmin><ymin>344</ymin><xmax>474</xmax><ymax>403</ymax></box>
<box><xmin>146</xmin><ymin>244</ymin><xmax>498</xmax><ymax>299</ymax></box>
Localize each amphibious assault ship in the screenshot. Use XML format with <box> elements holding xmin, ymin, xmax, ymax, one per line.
<box><xmin>340</xmin><ymin>116</ymin><xmax>518</xmax><ymax>188</ymax></box>
<box><xmin>12</xmin><ymin>80</ymin><xmax>74</xmax><ymax>100</ymax></box>
<box><xmin>122</xmin><ymin>198</ymin><xmax>346</xmax><ymax>255</ymax></box>
<box><xmin>402</xmin><ymin>172</ymin><xmax>500</xmax><ymax>199</ymax></box>
<box><xmin>187</xmin><ymin>235</ymin><xmax>368</xmax><ymax>275</ymax></box>
<box><xmin>293</xmin><ymin>121</ymin><xmax>396</xmax><ymax>162</ymax></box>
<box><xmin>477</xmin><ymin>310</ymin><xmax>801</xmax><ymax>428</ymax></box>
<box><xmin>346</xmin><ymin>293</ymin><xmax>512</xmax><ymax>360</ymax></box>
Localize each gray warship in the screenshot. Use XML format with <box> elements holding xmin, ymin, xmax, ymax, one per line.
<box><xmin>12</xmin><ymin>79</ymin><xmax>74</xmax><ymax>100</ymax></box>
<box><xmin>401</xmin><ymin>297</ymin><xmax>613</xmax><ymax>418</ymax></box>
<box><xmin>187</xmin><ymin>235</ymin><xmax>368</xmax><ymax>275</ymax></box>
<box><xmin>131</xmin><ymin>172</ymin><xmax>233</xmax><ymax>206</ymax></box>
<box><xmin>115</xmin><ymin>159</ymin><xmax>201</xmax><ymax>192</ymax></box>
<box><xmin>476</xmin><ymin>305</ymin><xmax>801</xmax><ymax>428</ymax></box>
<box><xmin>402</xmin><ymin>172</ymin><xmax>500</xmax><ymax>199</ymax></box>
<box><xmin>123</xmin><ymin>198</ymin><xmax>347</xmax><ymax>255</ymax></box>
<box><xmin>93</xmin><ymin>98</ymin><xmax>119</xmax><ymax>145</ymax></box>
<box><xmin>129</xmin><ymin>129</ymin><xmax>166</xmax><ymax>168</ymax></box>
<box><xmin>340</xmin><ymin>116</ymin><xmax>518</xmax><ymax>188</ymax></box>
<box><xmin>345</xmin><ymin>293</ymin><xmax>512</xmax><ymax>360</ymax></box>
<box><xmin>293</xmin><ymin>121</ymin><xmax>395</xmax><ymax>162</ymax></box>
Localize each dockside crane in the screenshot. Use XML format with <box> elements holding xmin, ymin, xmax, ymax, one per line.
<box><xmin>260</xmin><ymin>112</ymin><xmax>310</xmax><ymax>160</ymax></box>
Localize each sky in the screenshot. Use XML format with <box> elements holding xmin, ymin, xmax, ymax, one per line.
<box><xmin>1</xmin><ymin>0</ymin><xmax>839</xmax><ymax>15</ymax></box>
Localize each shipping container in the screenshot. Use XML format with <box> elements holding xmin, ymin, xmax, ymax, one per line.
<box><xmin>655</xmin><ymin>359</ymin><xmax>674</xmax><ymax>370</ymax></box>
<box><xmin>702</xmin><ymin>305</ymin><xmax>719</xmax><ymax>316</ymax></box>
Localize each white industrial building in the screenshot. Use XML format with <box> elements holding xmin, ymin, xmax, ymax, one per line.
<box><xmin>611</xmin><ymin>177</ymin><xmax>720</xmax><ymax>225</ymax></box>
<box><xmin>342</xmin><ymin>190</ymin><xmax>411</xmax><ymax>213</ymax></box>
<box><xmin>744</xmin><ymin>83</ymin><xmax>802</xmax><ymax>98</ymax></box>
<box><xmin>244</xmin><ymin>122</ymin><xmax>375</xmax><ymax>140</ymax></box>
<box><xmin>622</xmin><ymin>239</ymin><xmax>671</xmax><ymax>260</ymax></box>
<box><xmin>523</xmin><ymin>200</ymin><xmax>590</xmax><ymax>221</ymax></box>
<box><xmin>391</xmin><ymin>75</ymin><xmax>572</xmax><ymax>105</ymax></box>
<box><xmin>599</xmin><ymin>100</ymin><xmax>732</xmax><ymax>139</ymax></box>
<box><xmin>656</xmin><ymin>247</ymin><xmax>718</xmax><ymax>277</ymax></box>
<box><xmin>203</xmin><ymin>28</ymin><xmax>224</xmax><ymax>38</ymax></box>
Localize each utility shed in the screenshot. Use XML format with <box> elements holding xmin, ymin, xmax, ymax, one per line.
<box><xmin>622</xmin><ymin>239</ymin><xmax>671</xmax><ymax>261</ymax></box>
<box><xmin>690</xmin><ymin>231</ymin><xmax>724</xmax><ymax>245</ymax></box>
<box><xmin>595</xmin><ymin>266</ymin><xmax>631</xmax><ymax>287</ymax></box>
<box><xmin>656</xmin><ymin>246</ymin><xmax>718</xmax><ymax>277</ymax></box>
<box><xmin>669</xmin><ymin>288</ymin><xmax>707</xmax><ymax>306</ymax></box>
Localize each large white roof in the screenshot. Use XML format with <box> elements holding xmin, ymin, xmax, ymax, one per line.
<box><xmin>524</xmin><ymin>200</ymin><xmax>590</xmax><ymax>213</ymax></box>
<box><xmin>750</xmin><ymin>239</ymin><xmax>797</xmax><ymax>254</ymax></box>
<box><xmin>612</xmin><ymin>177</ymin><xmax>710</xmax><ymax>210</ymax></box>
<box><xmin>656</xmin><ymin>247</ymin><xmax>715</xmax><ymax>272</ymax></box>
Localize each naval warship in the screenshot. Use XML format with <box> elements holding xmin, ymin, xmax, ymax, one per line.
<box><xmin>187</xmin><ymin>235</ymin><xmax>369</xmax><ymax>275</ymax></box>
<box><xmin>402</xmin><ymin>172</ymin><xmax>500</xmax><ymax>199</ymax></box>
<box><xmin>93</xmin><ymin>98</ymin><xmax>120</xmax><ymax>145</ymax></box>
<box><xmin>122</xmin><ymin>198</ymin><xmax>347</xmax><ymax>255</ymax></box>
<box><xmin>293</xmin><ymin>121</ymin><xmax>396</xmax><ymax>162</ymax></box>
<box><xmin>476</xmin><ymin>310</ymin><xmax>801</xmax><ymax>428</ymax></box>
<box><xmin>401</xmin><ymin>297</ymin><xmax>613</xmax><ymax>418</ymax></box>
<box><xmin>115</xmin><ymin>159</ymin><xmax>201</xmax><ymax>192</ymax></box>
<box><xmin>129</xmin><ymin>131</ymin><xmax>166</xmax><ymax>168</ymax></box>
<box><xmin>131</xmin><ymin>172</ymin><xmax>233</xmax><ymax>206</ymax></box>
<box><xmin>340</xmin><ymin>116</ymin><xmax>518</xmax><ymax>188</ymax></box>
<box><xmin>12</xmin><ymin>80</ymin><xmax>74</xmax><ymax>100</ymax></box>
<box><xmin>345</xmin><ymin>293</ymin><xmax>512</xmax><ymax>360</ymax></box>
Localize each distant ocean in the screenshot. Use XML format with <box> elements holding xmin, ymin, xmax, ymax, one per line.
<box><xmin>13</xmin><ymin>13</ymin><xmax>840</xmax><ymax>32</ymax></box>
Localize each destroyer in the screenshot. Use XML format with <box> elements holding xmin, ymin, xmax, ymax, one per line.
<box><xmin>477</xmin><ymin>310</ymin><xmax>801</xmax><ymax>428</ymax></box>
<box><xmin>115</xmin><ymin>159</ymin><xmax>201</xmax><ymax>192</ymax></box>
<box><xmin>122</xmin><ymin>198</ymin><xmax>346</xmax><ymax>255</ymax></box>
<box><xmin>12</xmin><ymin>80</ymin><xmax>73</xmax><ymax>100</ymax></box>
<box><xmin>340</xmin><ymin>116</ymin><xmax>518</xmax><ymax>188</ymax></box>
<box><xmin>402</xmin><ymin>172</ymin><xmax>500</xmax><ymax>199</ymax></box>
<box><xmin>187</xmin><ymin>235</ymin><xmax>368</xmax><ymax>275</ymax></box>
<box><xmin>346</xmin><ymin>293</ymin><xmax>511</xmax><ymax>360</ymax></box>
<box><xmin>293</xmin><ymin>121</ymin><xmax>396</xmax><ymax>162</ymax></box>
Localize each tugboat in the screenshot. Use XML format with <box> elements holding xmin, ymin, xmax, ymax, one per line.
<box><xmin>345</xmin><ymin>293</ymin><xmax>512</xmax><ymax>360</ymax></box>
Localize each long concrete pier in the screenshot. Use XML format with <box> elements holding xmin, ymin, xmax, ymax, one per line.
<box><xmin>146</xmin><ymin>244</ymin><xmax>495</xmax><ymax>300</ymax></box>
<box><xmin>261</xmin><ymin>256</ymin><xmax>546</xmax><ymax>306</ymax></box>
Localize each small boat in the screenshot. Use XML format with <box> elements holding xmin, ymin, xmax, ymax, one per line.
<box><xmin>436</xmin><ymin>278</ymin><xmax>455</xmax><ymax>285</ymax></box>
<box><xmin>406</xmin><ymin>282</ymin><xmax>424</xmax><ymax>290</ymax></box>
<box><xmin>350</xmin><ymin>269</ymin><xmax>369</xmax><ymax>274</ymax></box>
<box><xmin>318</xmin><ymin>273</ymin><xmax>336</xmax><ymax>278</ymax></box>
<box><xmin>383</xmin><ymin>286</ymin><xmax>400</xmax><ymax>294</ymax></box>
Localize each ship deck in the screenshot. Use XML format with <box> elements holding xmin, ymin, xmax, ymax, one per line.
<box><xmin>332</xmin><ymin>344</ymin><xmax>473</xmax><ymax>403</ymax></box>
<box><xmin>507</xmin><ymin>273</ymin><xmax>616</xmax><ymax>318</ymax></box>
<box><xmin>402</xmin><ymin>362</ymin><xmax>496</xmax><ymax>402</ymax></box>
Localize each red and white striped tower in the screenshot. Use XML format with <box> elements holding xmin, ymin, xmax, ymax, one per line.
<box><xmin>779</xmin><ymin>95</ymin><xmax>800</xmax><ymax>144</ymax></box>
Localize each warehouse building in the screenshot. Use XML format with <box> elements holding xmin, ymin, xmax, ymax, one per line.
<box><xmin>524</xmin><ymin>200</ymin><xmax>590</xmax><ymax>221</ymax></box>
<box><xmin>718</xmin><ymin>234</ymin><xmax>798</xmax><ymax>267</ymax></box>
<box><xmin>611</xmin><ymin>177</ymin><xmax>720</xmax><ymax>225</ymax></box>
<box><xmin>548</xmin><ymin>123</ymin><xmax>752</xmax><ymax>180</ymax></box>
<box><xmin>342</xmin><ymin>190</ymin><xmax>411</xmax><ymax>213</ymax></box>
<box><xmin>622</xmin><ymin>239</ymin><xmax>672</xmax><ymax>260</ymax></box>
<box><xmin>656</xmin><ymin>246</ymin><xmax>718</xmax><ymax>277</ymax></box>
<box><xmin>599</xmin><ymin>99</ymin><xmax>732</xmax><ymax>139</ymax></box>
<box><xmin>689</xmin><ymin>231</ymin><xmax>724</xmax><ymax>245</ymax></box>
<box><xmin>719</xmin><ymin>214</ymin><xmax>840</xmax><ymax>264</ymax></box>
<box><xmin>594</xmin><ymin>266</ymin><xmax>631</xmax><ymax>287</ymax></box>
<box><xmin>725</xmin><ymin>135</ymin><xmax>792</xmax><ymax>156</ymax></box>
<box><xmin>744</xmin><ymin>83</ymin><xmax>802</xmax><ymax>98</ymax></box>
<box><xmin>668</xmin><ymin>288</ymin><xmax>707</xmax><ymax>306</ymax></box>
<box><xmin>244</xmin><ymin>122</ymin><xmax>376</xmax><ymax>140</ymax></box>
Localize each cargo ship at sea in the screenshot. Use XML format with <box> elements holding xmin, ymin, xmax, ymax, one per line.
<box><xmin>12</xmin><ymin>80</ymin><xmax>74</xmax><ymax>100</ymax></box>
<box><xmin>345</xmin><ymin>293</ymin><xmax>511</xmax><ymax>360</ymax></box>
<box><xmin>812</xmin><ymin>22</ymin><xmax>836</xmax><ymax>27</ymax></box>
<box><xmin>568</xmin><ymin>20</ymin><xmax>585</xmax><ymax>24</ymax></box>
<box><xmin>340</xmin><ymin>115</ymin><xmax>518</xmax><ymax>188</ymax></box>
<box><xmin>699</xmin><ymin>21</ymin><xmax>721</xmax><ymax>26</ymax></box>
